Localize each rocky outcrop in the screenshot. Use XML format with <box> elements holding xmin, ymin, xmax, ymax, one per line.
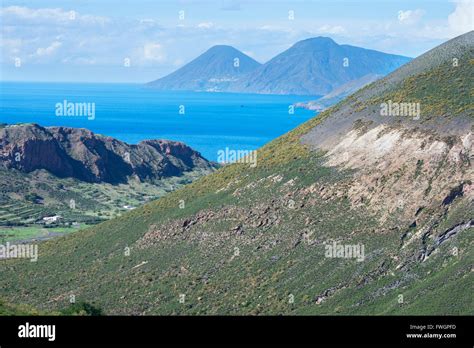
<box><xmin>0</xmin><ymin>124</ymin><xmax>215</xmax><ymax>184</ymax></box>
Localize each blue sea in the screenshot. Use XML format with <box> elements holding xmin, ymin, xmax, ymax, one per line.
<box><xmin>0</xmin><ymin>82</ymin><xmax>317</xmax><ymax>161</ymax></box>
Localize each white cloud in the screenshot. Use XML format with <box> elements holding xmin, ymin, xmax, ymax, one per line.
<box><xmin>0</xmin><ymin>6</ymin><xmax>109</xmax><ymax>26</ymax></box>
<box><xmin>258</xmin><ymin>25</ymin><xmax>294</xmax><ymax>33</ymax></box>
<box><xmin>139</xmin><ymin>19</ymin><xmax>156</xmax><ymax>25</ymax></box>
<box><xmin>318</xmin><ymin>25</ymin><xmax>346</xmax><ymax>35</ymax></box>
<box><xmin>35</xmin><ymin>41</ymin><xmax>62</xmax><ymax>56</ymax></box>
<box><xmin>397</xmin><ymin>9</ymin><xmax>425</xmax><ymax>25</ymax></box>
<box><xmin>0</xmin><ymin>38</ymin><xmax>22</xmax><ymax>54</ymax></box>
<box><xmin>143</xmin><ymin>43</ymin><xmax>166</xmax><ymax>62</ymax></box>
<box><xmin>1</xmin><ymin>6</ymin><xmax>70</xmax><ymax>22</ymax></box>
<box><xmin>61</xmin><ymin>56</ymin><xmax>96</xmax><ymax>65</ymax></box>
<box><xmin>197</xmin><ymin>22</ymin><xmax>214</xmax><ymax>29</ymax></box>
<box><xmin>448</xmin><ymin>0</ymin><xmax>474</xmax><ymax>35</ymax></box>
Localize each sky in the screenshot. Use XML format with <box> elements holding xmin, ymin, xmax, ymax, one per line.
<box><xmin>1</xmin><ymin>0</ymin><xmax>473</xmax><ymax>82</ymax></box>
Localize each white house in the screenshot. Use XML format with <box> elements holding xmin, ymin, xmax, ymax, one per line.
<box><xmin>42</xmin><ymin>215</ymin><xmax>61</xmax><ymax>223</ymax></box>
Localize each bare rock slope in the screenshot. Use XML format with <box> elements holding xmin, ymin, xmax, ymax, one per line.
<box><xmin>0</xmin><ymin>124</ymin><xmax>214</xmax><ymax>184</ymax></box>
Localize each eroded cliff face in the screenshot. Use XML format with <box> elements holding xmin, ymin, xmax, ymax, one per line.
<box><xmin>298</xmin><ymin>30</ymin><xmax>473</xmax><ymax>231</ymax></box>
<box><xmin>320</xmin><ymin>125</ymin><xmax>473</xmax><ymax>222</ymax></box>
<box><xmin>0</xmin><ymin>124</ymin><xmax>214</xmax><ymax>184</ymax></box>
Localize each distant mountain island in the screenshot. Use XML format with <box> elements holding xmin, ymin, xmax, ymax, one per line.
<box><xmin>147</xmin><ymin>37</ymin><xmax>411</xmax><ymax>96</ymax></box>
<box><xmin>147</xmin><ymin>45</ymin><xmax>261</xmax><ymax>92</ymax></box>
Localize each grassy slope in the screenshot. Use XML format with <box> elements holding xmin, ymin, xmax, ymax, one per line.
<box><xmin>0</xmin><ymin>36</ymin><xmax>472</xmax><ymax>315</ymax></box>
<box><xmin>0</xmin><ymin>298</ymin><xmax>51</xmax><ymax>315</ymax></box>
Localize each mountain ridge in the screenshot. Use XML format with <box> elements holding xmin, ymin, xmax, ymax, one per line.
<box><xmin>147</xmin><ymin>45</ymin><xmax>261</xmax><ymax>92</ymax></box>
<box><xmin>0</xmin><ymin>123</ymin><xmax>215</xmax><ymax>184</ymax></box>
<box><xmin>230</xmin><ymin>37</ymin><xmax>411</xmax><ymax>95</ymax></box>
<box><xmin>148</xmin><ymin>36</ymin><xmax>411</xmax><ymax>96</ymax></box>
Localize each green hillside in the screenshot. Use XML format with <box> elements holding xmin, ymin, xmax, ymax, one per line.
<box><xmin>0</xmin><ymin>32</ymin><xmax>472</xmax><ymax>315</ymax></box>
<box><xmin>0</xmin><ymin>298</ymin><xmax>102</xmax><ymax>316</ymax></box>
